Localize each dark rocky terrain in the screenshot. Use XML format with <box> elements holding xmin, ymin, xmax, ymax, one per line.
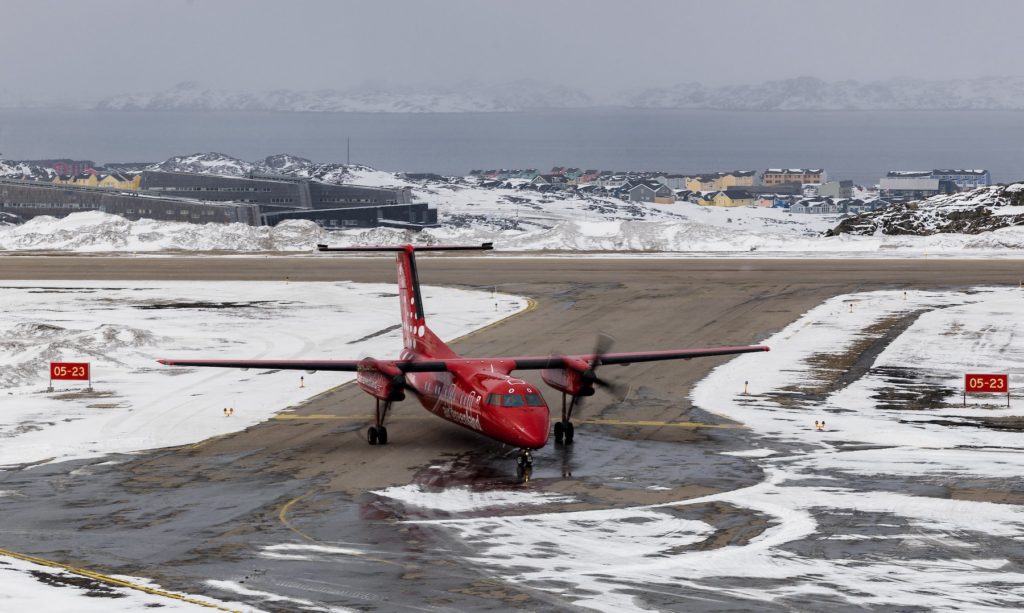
<box><xmin>829</xmin><ymin>184</ymin><xmax>1024</xmax><ymax>236</ymax></box>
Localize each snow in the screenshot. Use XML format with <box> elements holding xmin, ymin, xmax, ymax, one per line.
<box><xmin>628</xmin><ymin>75</ymin><xmax>1024</xmax><ymax>111</ymax></box>
<box><xmin>3</xmin><ymin>155</ymin><xmax>1024</xmax><ymax>254</ymax></box>
<box><xmin>95</xmin><ymin>79</ymin><xmax>595</xmax><ymax>114</ymax></box>
<box><xmin>721</xmin><ymin>448</ymin><xmax>777</xmax><ymax>458</ymax></box>
<box><xmin>82</xmin><ymin>76</ymin><xmax>1024</xmax><ymax>113</ymax></box>
<box><xmin>0</xmin><ymin>555</ymin><xmax>253</xmax><ymax>612</ymax></box>
<box><xmin>0</xmin><ymin>211</ymin><xmax>328</xmax><ymax>251</ymax></box>
<box><xmin>2</xmin><ymin>206</ymin><xmax>1021</xmax><ymax>256</ymax></box>
<box><xmin>372</xmin><ymin>484</ymin><xmax>576</xmax><ymax>513</ymax></box>
<box><xmin>259</xmin><ymin>544</ymin><xmax>366</xmax><ymax>561</ymax></box>
<box><xmin>411</xmin><ymin>287</ymin><xmax>1024</xmax><ymax>609</ymax></box>
<box><xmin>0</xmin><ymin>281</ymin><xmax>526</xmax><ymax>467</ymax></box>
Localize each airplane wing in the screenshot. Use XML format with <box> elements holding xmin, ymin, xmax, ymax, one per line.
<box><xmin>158</xmin><ymin>345</ymin><xmax>767</xmax><ymax>373</ymax></box>
<box><xmin>156</xmin><ymin>358</ymin><xmax>450</xmax><ymax>372</ymax></box>
<box><xmin>504</xmin><ymin>345</ymin><xmax>770</xmax><ymax>370</ymax></box>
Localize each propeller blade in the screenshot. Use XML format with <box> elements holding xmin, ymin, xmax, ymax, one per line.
<box><xmin>591</xmin><ymin>332</ymin><xmax>616</xmax><ymax>367</ymax></box>
<box><xmin>593</xmin><ymin>376</ymin><xmax>631</xmax><ymax>402</ymax></box>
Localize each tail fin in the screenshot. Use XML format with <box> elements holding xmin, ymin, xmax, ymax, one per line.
<box><xmin>317</xmin><ymin>243</ymin><xmax>493</xmax><ymax>357</ymax></box>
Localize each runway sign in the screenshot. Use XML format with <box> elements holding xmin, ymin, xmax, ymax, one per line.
<box><xmin>51</xmin><ymin>362</ymin><xmax>90</xmax><ymax>381</ymax></box>
<box><xmin>964</xmin><ymin>373</ymin><xmax>1009</xmax><ymax>407</ymax></box>
<box><xmin>965</xmin><ymin>373</ymin><xmax>1007</xmax><ymax>393</ymax></box>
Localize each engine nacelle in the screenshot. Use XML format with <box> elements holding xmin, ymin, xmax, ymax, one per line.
<box><xmin>356</xmin><ymin>359</ymin><xmax>406</xmax><ymax>402</ymax></box>
<box><xmin>541</xmin><ymin>357</ymin><xmax>595</xmax><ymax>397</ymax></box>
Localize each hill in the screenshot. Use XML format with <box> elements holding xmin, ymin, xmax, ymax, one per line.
<box><xmin>829</xmin><ymin>185</ymin><xmax>1024</xmax><ymax>236</ymax></box>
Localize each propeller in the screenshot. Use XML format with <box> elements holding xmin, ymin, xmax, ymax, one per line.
<box><xmin>361</xmin><ymin>356</ymin><xmax>416</xmax><ymax>397</ymax></box>
<box><xmin>582</xmin><ymin>332</ymin><xmax>630</xmax><ymax>402</ymax></box>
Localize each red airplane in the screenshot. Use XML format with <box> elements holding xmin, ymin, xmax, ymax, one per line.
<box><xmin>159</xmin><ymin>243</ymin><xmax>769</xmax><ymax>478</ymax></box>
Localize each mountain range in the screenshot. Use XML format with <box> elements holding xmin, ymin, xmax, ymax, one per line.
<box><xmin>81</xmin><ymin>76</ymin><xmax>1024</xmax><ymax>113</ymax></box>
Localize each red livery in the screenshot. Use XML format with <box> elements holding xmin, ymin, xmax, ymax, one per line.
<box><xmin>159</xmin><ymin>243</ymin><xmax>769</xmax><ymax>477</ymax></box>
<box><xmin>50</xmin><ymin>362</ymin><xmax>90</xmax><ymax>381</ymax></box>
<box><xmin>965</xmin><ymin>373</ymin><xmax>1008</xmax><ymax>393</ymax></box>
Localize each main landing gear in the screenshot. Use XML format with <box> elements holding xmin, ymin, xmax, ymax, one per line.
<box><xmin>367</xmin><ymin>398</ymin><xmax>392</xmax><ymax>445</ymax></box>
<box><xmin>553</xmin><ymin>393</ymin><xmax>577</xmax><ymax>445</ymax></box>
<box><xmin>516</xmin><ymin>449</ymin><xmax>533</xmax><ymax>482</ymax></box>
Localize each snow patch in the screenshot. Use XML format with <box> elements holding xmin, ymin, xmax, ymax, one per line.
<box><xmin>373</xmin><ymin>484</ymin><xmax>576</xmax><ymax>513</ymax></box>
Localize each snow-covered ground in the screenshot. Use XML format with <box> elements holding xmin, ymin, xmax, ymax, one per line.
<box><xmin>2</xmin><ymin>169</ymin><xmax>1024</xmax><ymax>254</ymax></box>
<box><xmin>408</xmin><ymin>287</ymin><xmax>1024</xmax><ymax>610</ymax></box>
<box><xmin>0</xmin><ymin>280</ymin><xmax>524</xmax><ymax>467</ymax></box>
<box><xmin>0</xmin><ymin>555</ymin><xmax>255</xmax><ymax>613</ymax></box>
<box><xmin>0</xmin><ymin>280</ymin><xmax>523</xmax><ymax>611</ymax></box>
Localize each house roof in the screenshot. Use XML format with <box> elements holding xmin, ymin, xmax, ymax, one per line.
<box><xmin>932</xmin><ymin>169</ymin><xmax>989</xmax><ymax>175</ymax></box>
<box><xmin>886</xmin><ymin>170</ymin><xmax>931</xmax><ymax>178</ymax></box>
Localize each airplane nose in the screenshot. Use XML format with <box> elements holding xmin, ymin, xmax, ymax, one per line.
<box><xmin>521</xmin><ymin>407</ymin><xmax>550</xmax><ymax>448</ymax></box>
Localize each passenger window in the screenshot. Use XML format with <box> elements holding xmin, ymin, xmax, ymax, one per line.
<box><xmin>487</xmin><ymin>394</ymin><xmax>501</xmax><ymax>405</ymax></box>
<box><xmin>525</xmin><ymin>394</ymin><xmax>544</xmax><ymax>406</ymax></box>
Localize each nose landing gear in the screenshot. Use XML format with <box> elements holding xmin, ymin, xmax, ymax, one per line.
<box><xmin>516</xmin><ymin>449</ymin><xmax>533</xmax><ymax>482</ymax></box>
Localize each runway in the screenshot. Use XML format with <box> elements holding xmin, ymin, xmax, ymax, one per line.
<box><xmin>0</xmin><ymin>256</ymin><xmax>1021</xmax><ymax>610</ymax></box>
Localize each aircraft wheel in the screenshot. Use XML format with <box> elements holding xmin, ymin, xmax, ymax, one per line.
<box><xmin>367</xmin><ymin>426</ymin><xmax>379</xmax><ymax>445</ymax></box>
<box><xmin>378</xmin><ymin>426</ymin><xmax>388</xmax><ymax>445</ymax></box>
<box><xmin>553</xmin><ymin>421</ymin><xmax>564</xmax><ymax>444</ymax></box>
<box><xmin>564</xmin><ymin>421</ymin><xmax>575</xmax><ymax>445</ymax></box>
<box><xmin>517</xmin><ymin>464</ymin><xmax>532</xmax><ymax>482</ymax></box>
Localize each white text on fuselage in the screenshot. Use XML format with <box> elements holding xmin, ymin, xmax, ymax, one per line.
<box><xmin>433</xmin><ymin>382</ymin><xmax>482</xmax><ymax>431</ymax></box>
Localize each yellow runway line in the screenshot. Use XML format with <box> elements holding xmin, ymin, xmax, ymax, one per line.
<box><xmin>272</xmin><ymin>414</ymin><xmax>372</xmax><ymax>421</ymax></box>
<box><xmin>277</xmin><ymin>492</ymin><xmax>402</xmax><ymax>568</ymax></box>
<box><xmin>0</xmin><ymin>547</ymin><xmax>238</xmax><ymax>611</ymax></box>
<box><xmin>278</xmin><ymin>492</ymin><xmax>318</xmax><ymax>543</ymax></box>
<box><xmin>271</xmin><ymin>414</ymin><xmax>435</xmax><ymax>421</ymax></box>
<box><xmin>576</xmin><ymin>418</ymin><xmax>747</xmax><ymax>430</ymax></box>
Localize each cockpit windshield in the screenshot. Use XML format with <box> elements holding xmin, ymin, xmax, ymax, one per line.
<box><xmin>488</xmin><ymin>393</ymin><xmax>545</xmax><ymax>407</ymax></box>
<box><xmin>502</xmin><ymin>394</ymin><xmax>525</xmax><ymax>406</ymax></box>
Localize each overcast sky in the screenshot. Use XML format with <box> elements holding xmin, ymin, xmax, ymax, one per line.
<box><xmin>4</xmin><ymin>0</ymin><xmax>1024</xmax><ymax>101</ymax></box>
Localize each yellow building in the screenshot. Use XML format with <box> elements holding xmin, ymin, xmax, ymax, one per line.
<box><xmin>762</xmin><ymin>168</ymin><xmax>825</xmax><ymax>186</ymax></box>
<box><xmin>684</xmin><ymin>171</ymin><xmax>756</xmax><ymax>192</ymax></box>
<box><xmin>96</xmin><ymin>173</ymin><xmax>141</xmax><ymax>190</ymax></box>
<box><xmin>52</xmin><ymin>172</ymin><xmax>141</xmax><ymax>190</ymax></box>
<box><xmin>710</xmin><ymin>189</ymin><xmax>754</xmax><ymax>207</ymax></box>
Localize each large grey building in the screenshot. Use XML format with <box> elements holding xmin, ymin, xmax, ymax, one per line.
<box><xmin>0</xmin><ymin>178</ymin><xmax>259</xmax><ymax>224</ymax></box>
<box><xmin>139</xmin><ymin>171</ymin><xmax>434</xmax><ymax>227</ymax></box>
<box><xmin>0</xmin><ymin>171</ymin><xmax>437</xmax><ymax>229</ymax></box>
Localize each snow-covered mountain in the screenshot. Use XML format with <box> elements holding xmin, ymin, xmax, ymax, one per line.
<box><xmin>830</xmin><ymin>184</ymin><xmax>1024</xmax><ymax>236</ymax></box>
<box><xmin>146</xmin><ymin>152</ymin><xmax>360</xmax><ymax>183</ymax></box>
<box><xmin>627</xmin><ymin>76</ymin><xmax>1024</xmax><ymax>111</ymax></box>
<box><xmin>96</xmin><ymin>80</ymin><xmax>595</xmax><ymax>113</ymax></box>
<box><xmin>0</xmin><ymin>160</ymin><xmax>54</xmax><ymax>180</ymax></box>
<box><xmin>90</xmin><ymin>77</ymin><xmax>1024</xmax><ymax>113</ymax></box>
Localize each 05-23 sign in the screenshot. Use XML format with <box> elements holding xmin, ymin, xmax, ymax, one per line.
<box><xmin>50</xmin><ymin>362</ymin><xmax>90</xmax><ymax>381</ymax></box>
<box><xmin>965</xmin><ymin>373</ymin><xmax>1008</xmax><ymax>393</ymax></box>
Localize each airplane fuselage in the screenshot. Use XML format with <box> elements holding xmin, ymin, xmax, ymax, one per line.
<box><xmin>405</xmin><ymin>356</ymin><xmax>551</xmax><ymax>449</ymax></box>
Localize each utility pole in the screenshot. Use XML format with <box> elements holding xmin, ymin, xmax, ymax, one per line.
<box><xmin>346</xmin><ymin>138</ymin><xmax>350</xmax><ymax>166</ymax></box>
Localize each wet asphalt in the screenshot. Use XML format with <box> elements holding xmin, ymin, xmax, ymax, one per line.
<box><xmin>0</xmin><ymin>256</ymin><xmax>1023</xmax><ymax>610</ymax></box>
